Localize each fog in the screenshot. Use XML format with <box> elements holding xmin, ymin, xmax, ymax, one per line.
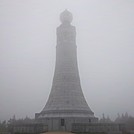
<box><xmin>0</xmin><ymin>0</ymin><xmax>134</xmax><ymax>121</ymax></box>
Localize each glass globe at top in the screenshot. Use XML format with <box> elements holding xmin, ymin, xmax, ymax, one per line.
<box><xmin>60</xmin><ymin>9</ymin><xmax>73</xmax><ymax>24</ymax></box>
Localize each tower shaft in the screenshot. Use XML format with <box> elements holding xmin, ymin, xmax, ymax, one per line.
<box><xmin>42</xmin><ymin>19</ymin><xmax>93</xmax><ymax>117</ymax></box>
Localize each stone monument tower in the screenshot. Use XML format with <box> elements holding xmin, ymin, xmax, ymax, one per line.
<box><xmin>35</xmin><ymin>10</ymin><xmax>98</xmax><ymax>131</ymax></box>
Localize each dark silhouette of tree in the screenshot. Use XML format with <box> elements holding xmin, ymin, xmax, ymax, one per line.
<box><xmin>115</xmin><ymin>113</ymin><xmax>134</xmax><ymax>131</ymax></box>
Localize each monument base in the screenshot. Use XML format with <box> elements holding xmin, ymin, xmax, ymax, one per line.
<box><xmin>35</xmin><ymin>113</ymin><xmax>98</xmax><ymax>131</ymax></box>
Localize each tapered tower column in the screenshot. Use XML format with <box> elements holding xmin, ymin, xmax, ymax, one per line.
<box><xmin>35</xmin><ymin>10</ymin><xmax>98</xmax><ymax>131</ymax></box>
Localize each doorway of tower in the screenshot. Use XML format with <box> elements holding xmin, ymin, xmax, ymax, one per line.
<box><xmin>61</xmin><ymin>118</ymin><xmax>65</xmax><ymax>126</ymax></box>
<box><xmin>60</xmin><ymin>118</ymin><xmax>66</xmax><ymax>131</ymax></box>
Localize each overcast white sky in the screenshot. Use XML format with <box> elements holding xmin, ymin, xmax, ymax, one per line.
<box><xmin>0</xmin><ymin>0</ymin><xmax>134</xmax><ymax>121</ymax></box>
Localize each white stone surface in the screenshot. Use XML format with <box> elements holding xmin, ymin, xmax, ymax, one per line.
<box><xmin>36</xmin><ymin>11</ymin><xmax>97</xmax><ymax>129</ymax></box>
